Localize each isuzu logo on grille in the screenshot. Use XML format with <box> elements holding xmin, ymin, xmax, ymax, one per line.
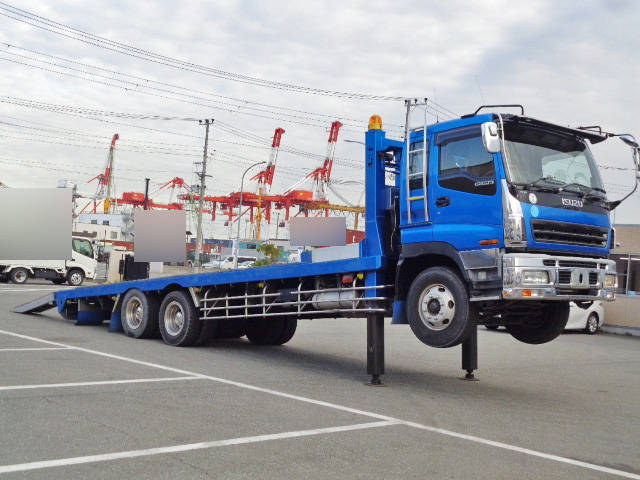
<box><xmin>562</xmin><ymin>198</ymin><xmax>584</xmax><ymax>208</ymax></box>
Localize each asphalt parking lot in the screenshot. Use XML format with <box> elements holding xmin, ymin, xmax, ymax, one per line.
<box><xmin>1</xmin><ymin>281</ymin><xmax>639</xmax><ymax>479</ymax></box>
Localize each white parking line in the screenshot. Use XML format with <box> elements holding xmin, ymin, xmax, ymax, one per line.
<box><xmin>0</xmin><ymin>288</ymin><xmax>68</xmax><ymax>293</ymax></box>
<box><xmin>0</xmin><ymin>328</ymin><xmax>638</xmax><ymax>479</ymax></box>
<box><xmin>0</xmin><ymin>347</ymin><xmax>70</xmax><ymax>352</ymax></box>
<box><xmin>0</xmin><ymin>376</ymin><xmax>202</xmax><ymax>392</ymax></box>
<box><xmin>0</xmin><ymin>420</ymin><xmax>396</xmax><ymax>474</ymax></box>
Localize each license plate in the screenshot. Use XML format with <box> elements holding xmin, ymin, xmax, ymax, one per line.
<box><xmin>570</xmin><ymin>269</ymin><xmax>590</xmax><ymax>289</ymax></box>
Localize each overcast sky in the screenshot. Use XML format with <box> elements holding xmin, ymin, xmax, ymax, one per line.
<box><xmin>0</xmin><ymin>0</ymin><xmax>638</xmax><ymax>238</ymax></box>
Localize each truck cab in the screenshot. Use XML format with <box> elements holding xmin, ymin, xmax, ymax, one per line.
<box><xmin>377</xmin><ymin>107</ymin><xmax>627</xmax><ymax>348</ymax></box>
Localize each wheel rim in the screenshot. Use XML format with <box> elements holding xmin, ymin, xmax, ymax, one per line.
<box><xmin>70</xmin><ymin>272</ymin><xmax>82</xmax><ymax>284</ymax></box>
<box><xmin>587</xmin><ymin>314</ymin><xmax>597</xmax><ymax>333</ymax></box>
<box><xmin>418</xmin><ymin>283</ymin><xmax>456</xmax><ymax>331</ymax></box>
<box><xmin>124</xmin><ymin>297</ymin><xmax>144</xmax><ymax>330</ymax></box>
<box><xmin>14</xmin><ymin>271</ymin><xmax>26</xmax><ymax>283</ymax></box>
<box><xmin>164</xmin><ymin>301</ymin><xmax>185</xmax><ymax>336</ymax></box>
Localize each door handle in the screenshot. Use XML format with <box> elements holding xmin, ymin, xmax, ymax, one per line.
<box><xmin>436</xmin><ymin>196</ymin><xmax>450</xmax><ymax>207</ymax></box>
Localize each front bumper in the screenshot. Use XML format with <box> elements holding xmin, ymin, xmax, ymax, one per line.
<box><xmin>502</xmin><ymin>253</ymin><xmax>616</xmax><ymax>301</ymax></box>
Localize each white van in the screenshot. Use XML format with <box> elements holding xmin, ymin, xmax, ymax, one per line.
<box><xmin>219</xmin><ymin>255</ymin><xmax>257</xmax><ymax>270</ymax></box>
<box><xmin>0</xmin><ymin>236</ymin><xmax>98</xmax><ymax>286</ymax></box>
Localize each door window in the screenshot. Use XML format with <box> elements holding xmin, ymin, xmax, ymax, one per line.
<box><xmin>72</xmin><ymin>238</ymin><xmax>94</xmax><ymax>258</ymax></box>
<box><xmin>438</xmin><ymin>132</ymin><xmax>496</xmax><ymax>195</ymax></box>
<box><xmin>408</xmin><ymin>141</ymin><xmax>428</xmax><ymax>190</ymax></box>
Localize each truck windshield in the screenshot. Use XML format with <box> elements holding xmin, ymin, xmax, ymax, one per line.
<box><xmin>503</xmin><ymin>124</ymin><xmax>605</xmax><ymax>195</ymax></box>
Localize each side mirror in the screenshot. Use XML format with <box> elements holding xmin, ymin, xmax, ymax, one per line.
<box><xmin>619</xmin><ymin>134</ymin><xmax>640</xmax><ymax>173</ymax></box>
<box><xmin>481</xmin><ymin>122</ymin><xmax>501</xmax><ymax>154</ymax></box>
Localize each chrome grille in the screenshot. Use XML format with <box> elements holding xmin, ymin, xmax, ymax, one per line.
<box><xmin>531</xmin><ymin>220</ymin><xmax>608</xmax><ymax>248</ymax></box>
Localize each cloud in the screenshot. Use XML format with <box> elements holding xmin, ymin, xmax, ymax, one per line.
<box><xmin>0</xmin><ymin>0</ymin><xmax>638</xmax><ymax>235</ymax></box>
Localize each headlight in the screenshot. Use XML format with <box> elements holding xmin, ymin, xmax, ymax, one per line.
<box><xmin>502</xmin><ymin>180</ymin><xmax>527</xmax><ymax>246</ymax></box>
<box><xmin>604</xmin><ymin>274</ymin><xmax>617</xmax><ymax>288</ymax></box>
<box><xmin>522</xmin><ymin>270</ymin><xmax>550</xmax><ymax>284</ymax></box>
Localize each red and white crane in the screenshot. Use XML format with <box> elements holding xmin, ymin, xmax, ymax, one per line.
<box><xmin>250</xmin><ymin>127</ymin><xmax>285</xmax><ymax>239</ymax></box>
<box><xmin>84</xmin><ymin>133</ymin><xmax>119</xmax><ymax>214</ymax></box>
<box><xmin>283</xmin><ymin>120</ymin><xmax>342</xmax><ymax>202</ymax></box>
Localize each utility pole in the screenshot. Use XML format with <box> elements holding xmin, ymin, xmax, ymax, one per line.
<box><xmin>143</xmin><ymin>178</ymin><xmax>150</xmax><ymax>210</ymax></box>
<box><xmin>195</xmin><ymin>119</ymin><xmax>214</xmax><ymax>270</ymax></box>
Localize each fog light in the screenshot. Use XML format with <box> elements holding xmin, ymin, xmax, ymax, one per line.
<box><xmin>604</xmin><ymin>274</ymin><xmax>617</xmax><ymax>288</ymax></box>
<box><xmin>522</xmin><ymin>270</ymin><xmax>550</xmax><ymax>284</ymax></box>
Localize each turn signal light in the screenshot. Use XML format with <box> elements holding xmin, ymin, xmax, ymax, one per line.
<box><xmin>522</xmin><ymin>289</ymin><xmax>532</xmax><ymax>297</ymax></box>
<box><xmin>479</xmin><ymin>239</ymin><xmax>499</xmax><ymax>246</ymax></box>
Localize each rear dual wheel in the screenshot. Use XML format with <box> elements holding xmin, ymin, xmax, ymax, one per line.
<box><xmin>245</xmin><ymin>317</ymin><xmax>297</xmax><ymax>345</ymax></box>
<box><xmin>121</xmin><ymin>289</ymin><xmax>159</xmax><ymax>339</ymax></box>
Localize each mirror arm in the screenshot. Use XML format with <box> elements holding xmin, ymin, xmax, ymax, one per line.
<box><xmin>608</xmin><ymin>147</ymin><xmax>639</xmax><ymax>210</ymax></box>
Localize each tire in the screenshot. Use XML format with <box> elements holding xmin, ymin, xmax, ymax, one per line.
<box><xmin>10</xmin><ymin>268</ymin><xmax>29</xmax><ymax>284</ymax></box>
<box><xmin>158</xmin><ymin>290</ymin><xmax>202</xmax><ymax>346</ymax></box>
<box><xmin>67</xmin><ymin>269</ymin><xmax>84</xmax><ymax>286</ymax></box>
<box><xmin>406</xmin><ymin>266</ymin><xmax>473</xmax><ymax>348</ymax></box>
<box><xmin>246</xmin><ymin>317</ymin><xmax>297</xmax><ymax>345</ymax></box>
<box><xmin>485</xmin><ymin>325</ymin><xmax>500</xmax><ymax>331</ymax></box>
<box><xmin>195</xmin><ymin>319</ymin><xmax>218</xmax><ymax>346</ymax></box>
<box><xmin>121</xmin><ymin>289</ymin><xmax>159</xmax><ymax>339</ymax></box>
<box><xmin>506</xmin><ymin>302</ymin><xmax>570</xmax><ymax>345</ymax></box>
<box><xmin>584</xmin><ymin>312</ymin><xmax>599</xmax><ymax>335</ymax></box>
<box><xmin>214</xmin><ymin>320</ymin><xmax>247</xmax><ymax>339</ymax></box>
<box><xmin>274</xmin><ymin>318</ymin><xmax>297</xmax><ymax>345</ymax></box>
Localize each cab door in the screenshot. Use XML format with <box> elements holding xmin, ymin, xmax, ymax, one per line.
<box><xmin>429</xmin><ymin>125</ymin><xmax>503</xmax><ymax>250</ymax></box>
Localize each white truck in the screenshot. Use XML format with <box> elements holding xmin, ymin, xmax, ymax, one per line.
<box><xmin>0</xmin><ymin>237</ymin><xmax>98</xmax><ymax>286</ymax></box>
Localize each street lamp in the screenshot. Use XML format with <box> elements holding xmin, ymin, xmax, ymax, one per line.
<box><xmin>234</xmin><ymin>161</ymin><xmax>266</xmax><ymax>269</ymax></box>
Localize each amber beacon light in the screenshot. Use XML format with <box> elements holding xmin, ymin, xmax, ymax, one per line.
<box><xmin>368</xmin><ymin>115</ymin><xmax>382</xmax><ymax>130</ymax></box>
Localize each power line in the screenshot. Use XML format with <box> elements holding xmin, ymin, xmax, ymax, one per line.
<box><xmin>0</xmin><ymin>2</ymin><xmax>405</xmax><ymax>101</ymax></box>
<box><xmin>1</xmin><ymin>43</ymin><xmax>408</xmax><ymax>127</ymax></box>
<box><xmin>0</xmin><ymin>1</ymin><xmax>461</xmax><ymax>119</ymax></box>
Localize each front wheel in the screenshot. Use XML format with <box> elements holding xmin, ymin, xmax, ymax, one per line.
<box><xmin>506</xmin><ymin>302</ymin><xmax>570</xmax><ymax>344</ymax></box>
<box><xmin>67</xmin><ymin>269</ymin><xmax>84</xmax><ymax>286</ymax></box>
<box><xmin>584</xmin><ymin>312</ymin><xmax>599</xmax><ymax>335</ymax></box>
<box><xmin>406</xmin><ymin>266</ymin><xmax>473</xmax><ymax>348</ymax></box>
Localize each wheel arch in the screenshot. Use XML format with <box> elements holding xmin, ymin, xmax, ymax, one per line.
<box><xmin>395</xmin><ymin>242</ymin><xmax>468</xmax><ymax>302</ymax></box>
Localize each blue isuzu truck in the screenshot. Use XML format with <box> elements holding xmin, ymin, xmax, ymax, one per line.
<box><xmin>16</xmin><ymin>104</ymin><xmax>639</xmax><ymax>383</ymax></box>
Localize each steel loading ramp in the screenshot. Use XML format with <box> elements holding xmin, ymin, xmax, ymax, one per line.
<box><xmin>12</xmin><ymin>293</ymin><xmax>57</xmax><ymax>314</ymax></box>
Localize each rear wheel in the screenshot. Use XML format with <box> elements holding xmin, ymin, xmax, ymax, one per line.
<box><xmin>10</xmin><ymin>268</ymin><xmax>29</xmax><ymax>284</ymax></box>
<box><xmin>406</xmin><ymin>266</ymin><xmax>473</xmax><ymax>348</ymax></box>
<box><xmin>585</xmin><ymin>312</ymin><xmax>599</xmax><ymax>335</ymax></box>
<box><xmin>214</xmin><ymin>320</ymin><xmax>247</xmax><ymax>339</ymax></box>
<box><xmin>121</xmin><ymin>289</ymin><xmax>159</xmax><ymax>339</ymax></box>
<box><xmin>246</xmin><ymin>317</ymin><xmax>297</xmax><ymax>345</ymax></box>
<box><xmin>159</xmin><ymin>290</ymin><xmax>201</xmax><ymax>346</ymax></box>
<box><xmin>195</xmin><ymin>318</ymin><xmax>218</xmax><ymax>346</ymax></box>
<box><xmin>506</xmin><ymin>302</ymin><xmax>570</xmax><ymax>344</ymax></box>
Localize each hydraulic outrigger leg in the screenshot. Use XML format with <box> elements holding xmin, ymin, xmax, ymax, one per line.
<box><xmin>461</xmin><ymin>325</ymin><xmax>478</xmax><ymax>380</ymax></box>
<box><xmin>366</xmin><ymin>314</ymin><xmax>385</xmax><ymax>385</ymax></box>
